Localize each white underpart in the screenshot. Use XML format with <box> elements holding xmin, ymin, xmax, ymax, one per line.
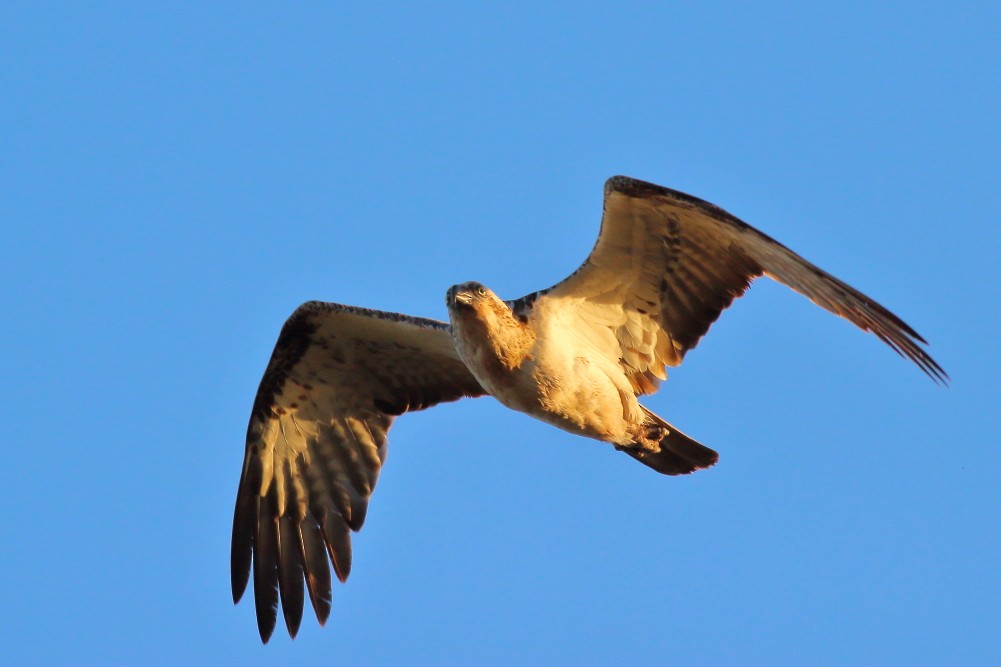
<box><xmin>455</xmin><ymin>294</ymin><xmax>643</xmax><ymax>446</ymax></box>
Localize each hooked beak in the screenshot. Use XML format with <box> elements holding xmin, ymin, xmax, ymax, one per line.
<box><xmin>446</xmin><ymin>285</ymin><xmax>473</xmax><ymax>308</ymax></box>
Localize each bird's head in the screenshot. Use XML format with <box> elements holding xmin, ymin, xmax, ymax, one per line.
<box><xmin>446</xmin><ymin>281</ymin><xmax>533</xmax><ymax>356</ymax></box>
<box><xmin>446</xmin><ymin>281</ymin><xmax>497</xmax><ymax>312</ymax></box>
<box><xmin>446</xmin><ymin>282</ymin><xmax>522</xmax><ymax>332</ymax></box>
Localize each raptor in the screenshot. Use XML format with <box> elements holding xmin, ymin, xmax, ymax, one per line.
<box><xmin>231</xmin><ymin>176</ymin><xmax>945</xmax><ymax>642</ymax></box>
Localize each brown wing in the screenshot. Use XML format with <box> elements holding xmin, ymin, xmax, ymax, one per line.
<box><xmin>231</xmin><ymin>301</ymin><xmax>485</xmax><ymax>643</ymax></box>
<box><xmin>526</xmin><ymin>176</ymin><xmax>946</xmax><ymax>391</ymax></box>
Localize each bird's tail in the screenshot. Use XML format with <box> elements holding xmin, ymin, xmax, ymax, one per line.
<box><xmin>624</xmin><ymin>407</ymin><xmax>719</xmax><ymax>476</ymax></box>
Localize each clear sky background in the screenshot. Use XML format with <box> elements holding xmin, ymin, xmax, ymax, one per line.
<box><xmin>2</xmin><ymin>3</ymin><xmax>998</xmax><ymax>665</ymax></box>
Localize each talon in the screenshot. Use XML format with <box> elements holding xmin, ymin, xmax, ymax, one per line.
<box><xmin>647</xmin><ymin>425</ymin><xmax>669</xmax><ymax>441</ymax></box>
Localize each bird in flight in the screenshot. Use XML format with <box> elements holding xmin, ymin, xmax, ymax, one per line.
<box><xmin>231</xmin><ymin>175</ymin><xmax>946</xmax><ymax>642</ymax></box>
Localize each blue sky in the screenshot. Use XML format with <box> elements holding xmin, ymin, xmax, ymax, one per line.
<box><xmin>2</xmin><ymin>3</ymin><xmax>998</xmax><ymax>665</ymax></box>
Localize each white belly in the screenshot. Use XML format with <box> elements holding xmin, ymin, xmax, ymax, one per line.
<box><xmin>448</xmin><ymin>293</ymin><xmax>641</xmax><ymax>447</ymax></box>
<box><xmin>467</xmin><ymin>335</ymin><xmax>636</xmax><ymax>446</ymax></box>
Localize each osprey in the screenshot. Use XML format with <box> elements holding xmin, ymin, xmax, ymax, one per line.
<box><xmin>231</xmin><ymin>176</ymin><xmax>945</xmax><ymax>642</ymax></box>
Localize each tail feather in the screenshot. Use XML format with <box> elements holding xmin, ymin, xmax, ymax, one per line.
<box><xmin>624</xmin><ymin>407</ymin><xmax>719</xmax><ymax>476</ymax></box>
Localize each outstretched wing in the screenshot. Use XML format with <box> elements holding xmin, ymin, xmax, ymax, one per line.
<box><xmin>232</xmin><ymin>301</ymin><xmax>485</xmax><ymax>642</ymax></box>
<box><xmin>517</xmin><ymin>176</ymin><xmax>945</xmax><ymax>392</ymax></box>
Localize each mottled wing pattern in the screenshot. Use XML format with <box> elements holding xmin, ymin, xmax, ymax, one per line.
<box><xmin>232</xmin><ymin>301</ymin><xmax>485</xmax><ymax>642</ymax></box>
<box><xmin>530</xmin><ymin>176</ymin><xmax>945</xmax><ymax>390</ymax></box>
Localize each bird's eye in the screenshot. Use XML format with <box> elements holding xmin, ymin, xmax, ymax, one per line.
<box><xmin>476</xmin><ymin>286</ymin><xmax>487</xmax><ymax>297</ymax></box>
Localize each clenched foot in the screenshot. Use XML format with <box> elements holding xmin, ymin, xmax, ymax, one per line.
<box><xmin>618</xmin><ymin>423</ymin><xmax>670</xmax><ymax>455</ymax></box>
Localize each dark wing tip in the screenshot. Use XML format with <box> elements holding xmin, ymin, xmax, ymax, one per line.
<box><xmin>258</xmin><ymin>617</ymin><xmax>276</xmax><ymax>645</ymax></box>
<box><xmin>300</xmin><ymin>518</ymin><xmax>333</xmax><ymax>626</ymax></box>
<box><xmin>253</xmin><ymin>489</ymin><xmax>281</xmax><ymax>644</ymax></box>
<box><xmin>230</xmin><ymin>520</ymin><xmax>252</xmax><ymax>604</ymax></box>
<box><xmin>826</xmin><ymin>282</ymin><xmax>949</xmax><ymax>385</ymax></box>
<box><xmin>278</xmin><ymin>511</ymin><xmax>306</xmax><ymax>639</ymax></box>
<box><xmin>321</xmin><ymin>511</ymin><xmax>353</xmax><ymax>583</ymax></box>
<box><xmin>908</xmin><ymin>342</ymin><xmax>949</xmax><ymax>386</ymax></box>
<box><xmin>892</xmin><ymin>335</ymin><xmax>949</xmax><ymax>386</ymax></box>
<box><xmin>231</xmin><ymin>549</ymin><xmax>251</xmax><ymax>605</ymax></box>
<box><xmin>231</xmin><ymin>453</ymin><xmax>262</xmax><ymax>605</ymax></box>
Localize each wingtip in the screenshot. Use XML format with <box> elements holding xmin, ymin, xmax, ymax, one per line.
<box><xmin>923</xmin><ymin>353</ymin><xmax>950</xmax><ymax>386</ymax></box>
<box><xmin>923</xmin><ymin>345</ymin><xmax>950</xmax><ymax>386</ymax></box>
<box><xmin>231</xmin><ymin>558</ymin><xmax>250</xmax><ymax>604</ymax></box>
<box><xmin>309</xmin><ymin>588</ymin><xmax>333</xmax><ymax>626</ymax></box>
<box><xmin>284</xmin><ymin>613</ymin><xmax>302</xmax><ymax>640</ymax></box>
<box><xmin>257</xmin><ymin>616</ymin><xmax>276</xmax><ymax>644</ymax></box>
